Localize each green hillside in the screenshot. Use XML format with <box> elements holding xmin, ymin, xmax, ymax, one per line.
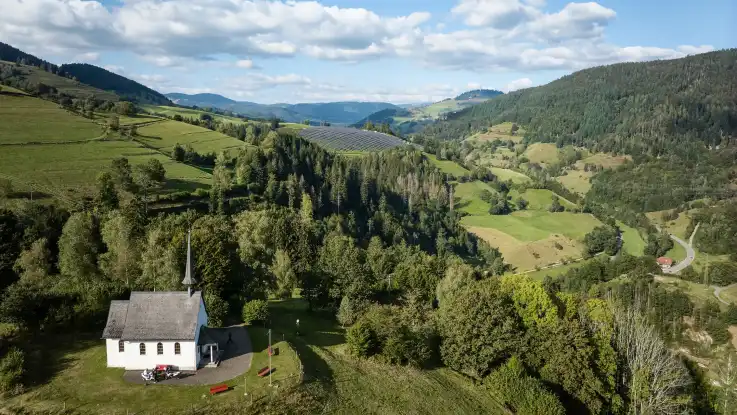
<box><xmin>0</xmin><ymin>61</ymin><xmax>118</xmax><ymax>101</ymax></box>
<box><xmin>61</xmin><ymin>63</ymin><xmax>171</xmax><ymax>105</ymax></box>
<box><xmin>137</xmin><ymin>120</ymin><xmax>246</xmax><ymax>154</ymax></box>
<box><xmin>421</xmin><ymin>49</ymin><xmax>737</xmax><ymax>158</ymax></box>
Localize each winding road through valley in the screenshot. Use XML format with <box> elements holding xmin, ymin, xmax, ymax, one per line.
<box><xmin>664</xmin><ymin>223</ymin><xmax>700</xmax><ymax>274</ymax></box>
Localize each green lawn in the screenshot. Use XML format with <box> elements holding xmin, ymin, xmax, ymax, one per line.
<box><xmin>0</xmin><ymin>94</ymin><xmax>103</xmax><ymax>144</ymax></box>
<box><xmin>137</xmin><ymin>120</ymin><xmax>246</xmax><ymax>154</ymax></box>
<box><xmin>617</xmin><ymin>221</ymin><xmax>646</xmax><ymax>256</ymax></box>
<box><xmin>666</xmin><ymin>241</ymin><xmax>687</xmax><ymax>262</ymax></box>
<box><xmin>426</xmin><ymin>154</ymin><xmax>470</xmax><ymax>177</ymax></box>
<box><xmin>462</xmin><ymin>211</ymin><xmax>602</xmax><ymax>242</ymax></box>
<box><xmin>3</xmin><ymin>328</ymin><xmax>300</xmax><ymax>414</ymax></box>
<box><xmin>656</xmin><ymin>276</ymin><xmax>717</xmax><ymax>305</ymax></box>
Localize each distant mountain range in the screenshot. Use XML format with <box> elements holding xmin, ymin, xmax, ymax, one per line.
<box><xmin>352</xmin><ymin>89</ymin><xmax>505</xmax><ymax>135</ymax></box>
<box><xmin>166</xmin><ymin>93</ymin><xmax>399</xmax><ymax>125</ymax></box>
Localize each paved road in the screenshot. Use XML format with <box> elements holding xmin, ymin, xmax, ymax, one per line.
<box><xmin>712</xmin><ymin>285</ymin><xmax>731</xmax><ymax>305</ymax></box>
<box><xmin>664</xmin><ymin>223</ymin><xmax>700</xmax><ymax>274</ymax></box>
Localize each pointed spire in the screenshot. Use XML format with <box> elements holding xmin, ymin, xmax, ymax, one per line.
<box><xmin>182</xmin><ymin>229</ymin><xmax>195</xmax><ymax>295</ymax></box>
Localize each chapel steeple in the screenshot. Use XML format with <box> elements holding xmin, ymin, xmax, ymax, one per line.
<box><xmin>182</xmin><ymin>229</ymin><xmax>196</xmax><ymax>296</ymax></box>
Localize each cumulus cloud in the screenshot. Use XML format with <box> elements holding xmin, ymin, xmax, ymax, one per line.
<box><xmin>0</xmin><ymin>0</ymin><xmax>715</xmax><ymax>75</ymax></box>
<box><xmin>236</xmin><ymin>59</ymin><xmax>256</xmax><ymax>69</ymax></box>
<box><xmin>503</xmin><ymin>78</ymin><xmax>533</xmax><ymax>92</ymax></box>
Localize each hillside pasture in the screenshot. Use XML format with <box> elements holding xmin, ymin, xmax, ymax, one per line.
<box><xmin>0</xmin><ymin>84</ymin><xmax>28</xmax><ymax>94</ymax></box>
<box><xmin>490</xmin><ymin>167</ymin><xmax>530</xmax><ymax>183</ymax></box>
<box><xmin>468</xmin><ymin>226</ymin><xmax>583</xmax><ymax>271</ymax></box>
<box><xmin>136</xmin><ymin>120</ymin><xmax>245</xmax><ymax>154</ymax></box>
<box><xmin>143</xmin><ymin>105</ymin><xmax>246</xmax><ymax>125</ymax></box>
<box><xmin>509</xmin><ymin>188</ymin><xmax>576</xmax><ymax>211</ymax></box>
<box><xmin>298</xmin><ymin>127</ymin><xmax>408</xmax><ymax>152</ymax></box>
<box><xmin>523</xmin><ymin>143</ymin><xmax>559</xmax><ymax>164</ymax></box>
<box><xmin>617</xmin><ymin>221</ymin><xmax>647</xmax><ymax>256</ymax></box>
<box><xmin>0</xmin><ymin>140</ymin><xmax>210</xmax><ymax>195</ymax></box>
<box><xmin>645</xmin><ymin>208</ymin><xmax>698</xmax><ymax>239</ymax></box>
<box><xmin>467</xmin><ymin>122</ymin><xmax>525</xmax><ymax>143</ymax></box>
<box><xmin>427</xmin><ymin>154</ymin><xmax>470</xmax><ymax>177</ymax></box>
<box><xmin>579</xmin><ymin>152</ymin><xmax>631</xmax><ymax>169</ymax></box>
<box><xmin>556</xmin><ymin>170</ymin><xmax>593</xmax><ymax>195</ymax></box>
<box><xmin>461</xmin><ymin>211</ymin><xmax>602</xmax><ymax>242</ymax></box>
<box><xmin>454</xmin><ymin>181</ymin><xmax>494</xmax><ymax>215</ymax></box>
<box><xmin>0</xmin><ymin>61</ymin><xmax>118</xmax><ymax>101</ymax></box>
<box><xmin>0</xmin><ymin>94</ymin><xmax>103</xmax><ymax>144</ymax></box>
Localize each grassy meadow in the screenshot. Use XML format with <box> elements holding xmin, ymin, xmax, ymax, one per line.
<box><xmin>426</xmin><ymin>154</ymin><xmax>470</xmax><ymax>177</ymax></box>
<box><xmin>143</xmin><ymin>105</ymin><xmax>246</xmax><ymax>124</ymax></box>
<box><xmin>467</xmin><ymin>122</ymin><xmax>525</xmax><ymax>143</ymax></box>
<box><xmin>137</xmin><ymin>120</ymin><xmax>246</xmax><ymax>154</ymax></box>
<box><xmin>3</xmin><ymin>327</ymin><xmax>301</xmax><ymax>415</ymax></box>
<box><xmin>0</xmin><ymin>61</ymin><xmax>118</xmax><ymax>101</ymax></box>
<box><xmin>0</xmin><ymin>94</ymin><xmax>103</xmax><ymax>144</ymax></box>
<box><xmin>523</xmin><ymin>143</ymin><xmax>559</xmax><ymax>164</ymax></box>
<box><xmin>489</xmin><ymin>167</ymin><xmax>530</xmax><ymax>183</ymax></box>
<box><xmin>617</xmin><ymin>221</ymin><xmax>647</xmax><ymax>256</ymax></box>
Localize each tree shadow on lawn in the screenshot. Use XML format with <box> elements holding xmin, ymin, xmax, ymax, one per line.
<box><xmin>266</xmin><ymin>299</ymin><xmax>342</xmax><ymax>395</ymax></box>
<box><xmin>21</xmin><ymin>331</ymin><xmax>102</xmax><ymax>389</ymax></box>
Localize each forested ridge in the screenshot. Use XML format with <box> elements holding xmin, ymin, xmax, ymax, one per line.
<box><xmin>60</xmin><ymin>63</ymin><xmax>171</xmax><ymax>105</ymax></box>
<box><xmin>421</xmin><ymin>50</ymin><xmax>737</xmax><ymax>159</ymax></box>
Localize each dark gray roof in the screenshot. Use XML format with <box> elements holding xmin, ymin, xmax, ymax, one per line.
<box><xmin>101</xmin><ymin>300</ymin><xmax>129</xmax><ymax>339</ymax></box>
<box><xmin>102</xmin><ymin>291</ymin><xmax>204</xmax><ymax>341</ymax></box>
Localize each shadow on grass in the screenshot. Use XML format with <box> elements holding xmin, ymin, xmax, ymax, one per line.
<box><xmin>163</xmin><ymin>178</ymin><xmax>209</xmax><ymax>193</ymax></box>
<box><xmin>21</xmin><ymin>331</ymin><xmax>101</xmax><ymax>388</ymax></box>
<box><xmin>267</xmin><ymin>298</ymin><xmax>341</xmax><ymax>394</ymax></box>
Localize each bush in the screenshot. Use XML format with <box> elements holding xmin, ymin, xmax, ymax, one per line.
<box><xmin>485</xmin><ymin>357</ymin><xmax>565</xmax><ymax>415</ymax></box>
<box><xmin>346</xmin><ymin>320</ymin><xmax>378</xmax><ymax>358</ymax></box>
<box><xmin>193</xmin><ymin>188</ymin><xmax>210</xmax><ymax>198</ymax></box>
<box><xmin>0</xmin><ymin>347</ymin><xmax>25</xmax><ymax>396</ymax></box>
<box><xmin>241</xmin><ymin>299</ymin><xmax>269</xmax><ymax>325</ymax></box>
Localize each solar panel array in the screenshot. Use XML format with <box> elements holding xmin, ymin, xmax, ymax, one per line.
<box><xmin>298</xmin><ymin>127</ymin><xmax>408</xmax><ymax>152</ymax></box>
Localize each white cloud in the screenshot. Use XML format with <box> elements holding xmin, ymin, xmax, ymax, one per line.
<box><xmin>467</xmin><ymin>82</ymin><xmax>482</xmax><ymax>90</ymax></box>
<box><xmin>103</xmin><ymin>65</ymin><xmax>125</xmax><ymax>74</ymax></box>
<box><xmin>0</xmin><ymin>0</ymin><xmax>716</xmax><ymax>75</ymax></box>
<box><xmin>74</xmin><ymin>52</ymin><xmax>99</xmax><ymax>62</ymax></box>
<box><xmin>236</xmin><ymin>59</ymin><xmax>256</xmax><ymax>69</ymax></box>
<box><xmin>503</xmin><ymin>78</ymin><xmax>533</xmax><ymax>92</ymax></box>
<box><xmin>452</xmin><ymin>0</ymin><xmax>540</xmax><ymax>29</ymax></box>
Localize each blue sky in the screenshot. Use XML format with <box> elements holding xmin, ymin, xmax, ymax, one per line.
<box><xmin>2</xmin><ymin>0</ymin><xmax>734</xmax><ymax>103</ymax></box>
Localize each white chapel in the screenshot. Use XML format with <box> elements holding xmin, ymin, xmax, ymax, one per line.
<box><xmin>101</xmin><ymin>231</ymin><xmax>215</xmax><ymax>371</ymax></box>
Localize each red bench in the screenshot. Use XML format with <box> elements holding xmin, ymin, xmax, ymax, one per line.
<box><xmin>257</xmin><ymin>367</ymin><xmax>271</xmax><ymax>377</ymax></box>
<box><xmin>209</xmin><ymin>384</ymin><xmax>228</xmax><ymax>395</ymax></box>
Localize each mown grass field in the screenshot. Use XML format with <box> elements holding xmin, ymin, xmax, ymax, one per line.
<box><xmin>523</xmin><ymin>143</ymin><xmax>559</xmax><ymax>164</ymax></box>
<box><xmin>426</xmin><ymin>154</ymin><xmax>470</xmax><ymax>177</ymax></box>
<box><xmin>462</xmin><ymin>211</ymin><xmax>601</xmax><ymax>242</ymax></box>
<box><xmin>0</xmin><ymin>94</ymin><xmax>103</xmax><ymax>144</ymax></box>
<box><xmin>508</xmin><ymin>188</ymin><xmax>576</xmax><ymax>211</ymax></box>
<box><xmin>0</xmin><ymin>84</ymin><xmax>28</xmax><ymax>94</ymax></box>
<box><xmin>490</xmin><ymin>167</ymin><xmax>530</xmax><ymax>183</ymax></box>
<box><xmin>656</xmin><ymin>276</ymin><xmax>717</xmax><ymax>305</ymax></box>
<box><xmin>3</xmin><ymin>327</ymin><xmax>300</xmax><ymax>415</ymax></box>
<box><xmin>0</xmin><ymin>61</ymin><xmax>118</xmax><ymax>101</ymax></box>
<box><xmin>454</xmin><ymin>181</ymin><xmax>494</xmax><ymax>215</ymax></box>
<box><xmin>645</xmin><ymin>208</ymin><xmax>698</xmax><ymax>239</ymax></box>
<box><xmin>617</xmin><ymin>221</ymin><xmax>646</xmax><ymax>256</ymax></box>
<box><xmin>0</xmin><ymin>140</ymin><xmax>210</xmax><ymax>193</ymax></box>
<box><xmin>137</xmin><ymin>120</ymin><xmax>246</xmax><ymax>154</ymax></box>
<box><xmin>556</xmin><ymin>169</ymin><xmax>592</xmax><ymax>194</ymax></box>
